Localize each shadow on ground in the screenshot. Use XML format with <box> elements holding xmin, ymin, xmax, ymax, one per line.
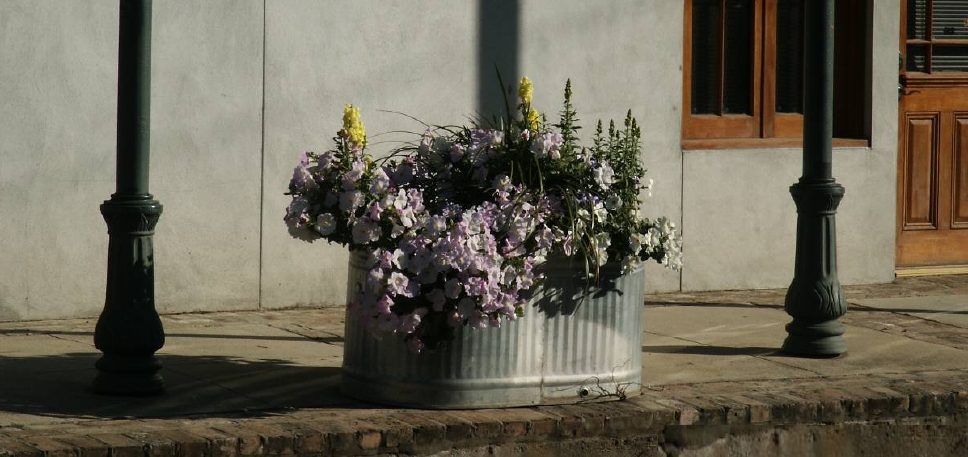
<box><xmin>0</xmin><ymin>353</ymin><xmax>356</xmax><ymax>423</ymax></box>
<box><xmin>645</xmin><ymin>301</ymin><xmax>785</xmax><ymax>310</ymax></box>
<box><xmin>0</xmin><ymin>330</ymin><xmax>344</xmax><ymax>344</ymax></box>
<box><xmin>642</xmin><ymin>345</ymin><xmax>780</xmax><ymax>357</ymax></box>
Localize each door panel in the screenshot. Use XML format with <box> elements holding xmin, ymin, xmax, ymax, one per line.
<box><xmin>902</xmin><ymin>115</ymin><xmax>939</xmax><ymax>230</ymax></box>
<box><xmin>954</xmin><ymin>119</ymin><xmax>968</xmax><ymax>227</ymax></box>
<box><xmin>897</xmin><ymin>0</ymin><xmax>968</xmax><ymax>267</ymax></box>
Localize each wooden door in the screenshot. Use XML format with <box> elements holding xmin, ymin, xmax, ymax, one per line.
<box><xmin>897</xmin><ymin>0</ymin><xmax>968</xmax><ymax>268</ymax></box>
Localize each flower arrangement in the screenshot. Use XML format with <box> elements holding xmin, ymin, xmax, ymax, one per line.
<box><xmin>285</xmin><ymin>78</ymin><xmax>682</xmax><ymax>352</ymax></box>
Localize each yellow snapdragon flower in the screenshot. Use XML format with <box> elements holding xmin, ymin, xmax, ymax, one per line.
<box><xmin>518</xmin><ymin>76</ymin><xmax>533</xmax><ymax>106</ymax></box>
<box><xmin>342</xmin><ymin>103</ymin><xmax>367</xmax><ymax>148</ymax></box>
<box><xmin>527</xmin><ymin>108</ymin><xmax>541</xmax><ymax>131</ymax></box>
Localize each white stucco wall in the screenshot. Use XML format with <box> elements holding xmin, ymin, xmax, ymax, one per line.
<box><xmin>151</xmin><ymin>0</ymin><xmax>264</xmax><ymax>314</ymax></box>
<box><xmin>0</xmin><ymin>1</ymin><xmax>117</xmax><ymax>321</ymax></box>
<box><xmin>0</xmin><ymin>0</ymin><xmax>896</xmax><ymax>321</ymax></box>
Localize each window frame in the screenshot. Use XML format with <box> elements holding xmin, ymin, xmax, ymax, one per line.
<box><xmin>682</xmin><ymin>0</ymin><xmax>871</xmax><ymax>148</ymax></box>
<box><xmin>682</xmin><ymin>0</ymin><xmax>765</xmax><ymax>140</ymax></box>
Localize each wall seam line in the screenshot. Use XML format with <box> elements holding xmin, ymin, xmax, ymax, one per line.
<box><xmin>680</xmin><ymin>148</ymin><xmax>685</xmax><ymax>292</ymax></box>
<box><xmin>258</xmin><ymin>0</ymin><xmax>267</xmax><ymax>309</ymax></box>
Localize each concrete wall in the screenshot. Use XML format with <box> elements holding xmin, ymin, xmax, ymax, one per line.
<box><xmin>151</xmin><ymin>0</ymin><xmax>264</xmax><ymax>314</ymax></box>
<box><xmin>0</xmin><ymin>0</ymin><xmax>895</xmax><ymax>321</ymax></box>
<box><xmin>0</xmin><ymin>1</ymin><xmax>117</xmax><ymax>321</ymax></box>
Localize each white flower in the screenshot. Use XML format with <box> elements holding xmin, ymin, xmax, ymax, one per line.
<box><xmin>591</xmin><ymin>232</ymin><xmax>611</xmax><ymax>265</ymax></box>
<box><xmin>390</xmin><ymin>249</ymin><xmax>408</xmax><ymax>269</ymax></box>
<box><xmin>339</xmin><ymin>190</ymin><xmax>363</xmax><ymax>211</ymax></box>
<box><xmin>398</xmin><ymin>207</ymin><xmax>416</xmax><ymax>227</ymax></box>
<box><xmin>490</xmin><ymin>130</ymin><xmax>503</xmax><ymax>145</ymax></box>
<box><xmin>621</xmin><ymin>256</ymin><xmax>640</xmax><ymax>275</ymax></box>
<box><xmin>492</xmin><ymin>174</ymin><xmax>511</xmax><ymax>191</ymax></box>
<box><xmin>314</xmin><ymin>213</ymin><xmax>337</xmax><ymax>235</ymax></box>
<box><xmin>593</xmin><ymin>163</ymin><xmax>615</xmax><ymax>189</ymax></box>
<box><xmin>387</xmin><ymin>272</ymin><xmax>410</xmax><ymax>296</ymax></box>
<box><xmin>629</xmin><ymin>233</ymin><xmax>644</xmax><ymax>254</ymax></box>
<box><xmin>369</xmin><ymin>167</ymin><xmax>391</xmax><ymax>194</ymax></box>
<box><xmin>351</xmin><ymin>219</ymin><xmax>381</xmax><ymax>244</ymax></box>
<box><xmin>662</xmin><ymin>251</ymin><xmax>683</xmax><ymax>271</ymax></box>
<box><xmin>393</xmin><ymin>189</ymin><xmax>408</xmax><ymax>211</ymax></box>
<box><xmin>425</xmin><ymin>215</ymin><xmax>447</xmax><ymax>237</ymax></box>
<box><xmin>593</xmin><ymin>202</ymin><xmax>608</xmax><ymax>223</ymax></box>
<box><xmin>529</xmin><ymin>132</ymin><xmax>563</xmax><ymax>159</ymax></box>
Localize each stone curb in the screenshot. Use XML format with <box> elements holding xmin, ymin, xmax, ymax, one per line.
<box><xmin>3</xmin><ymin>370</ymin><xmax>968</xmax><ymax>457</ymax></box>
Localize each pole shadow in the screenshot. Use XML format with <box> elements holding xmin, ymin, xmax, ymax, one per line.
<box><xmin>477</xmin><ymin>0</ymin><xmax>520</xmax><ymax>121</ymax></box>
<box><xmin>642</xmin><ymin>345</ymin><xmax>780</xmax><ymax>357</ymax></box>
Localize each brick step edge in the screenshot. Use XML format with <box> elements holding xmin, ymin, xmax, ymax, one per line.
<box><xmin>2</xmin><ymin>370</ymin><xmax>968</xmax><ymax>457</ymax></box>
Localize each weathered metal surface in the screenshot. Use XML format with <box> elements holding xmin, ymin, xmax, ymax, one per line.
<box><xmin>341</xmin><ymin>253</ymin><xmax>644</xmax><ymax>409</ymax></box>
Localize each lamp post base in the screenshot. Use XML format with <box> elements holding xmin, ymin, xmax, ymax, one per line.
<box><xmin>782</xmin><ymin>180</ymin><xmax>847</xmax><ymax>357</ymax></box>
<box><xmin>781</xmin><ymin>319</ymin><xmax>846</xmax><ymax>358</ymax></box>
<box><xmin>93</xmin><ymin>354</ymin><xmax>164</xmax><ymax>395</ymax></box>
<box><xmin>94</xmin><ymin>195</ymin><xmax>166</xmax><ymax>395</ymax></box>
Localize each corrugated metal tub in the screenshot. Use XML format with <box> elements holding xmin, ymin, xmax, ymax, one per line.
<box><xmin>341</xmin><ymin>253</ymin><xmax>645</xmax><ymax>409</ymax></box>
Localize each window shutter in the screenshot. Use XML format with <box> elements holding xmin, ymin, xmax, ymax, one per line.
<box><xmin>775</xmin><ymin>0</ymin><xmax>804</xmax><ymax>114</ymax></box>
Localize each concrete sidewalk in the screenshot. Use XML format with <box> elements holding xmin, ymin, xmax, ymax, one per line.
<box><xmin>2</xmin><ymin>275</ymin><xmax>968</xmax><ymax>456</ymax></box>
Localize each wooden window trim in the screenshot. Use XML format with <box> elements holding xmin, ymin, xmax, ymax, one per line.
<box><xmin>683</xmin><ymin>0</ymin><xmax>870</xmax><ymax>146</ymax></box>
<box><xmin>682</xmin><ymin>137</ymin><xmax>870</xmax><ymax>151</ymax></box>
<box><xmin>682</xmin><ymin>0</ymin><xmax>763</xmax><ymax>140</ymax></box>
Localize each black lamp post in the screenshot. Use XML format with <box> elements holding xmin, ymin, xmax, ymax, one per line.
<box><xmin>94</xmin><ymin>0</ymin><xmax>166</xmax><ymax>394</ymax></box>
<box><xmin>781</xmin><ymin>0</ymin><xmax>846</xmax><ymax>357</ymax></box>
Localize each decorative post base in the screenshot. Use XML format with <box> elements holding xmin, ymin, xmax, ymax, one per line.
<box><xmin>93</xmin><ymin>355</ymin><xmax>164</xmax><ymax>395</ymax></box>
<box><xmin>782</xmin><ymin>180</ymin><xmax>847</xmax><ymax>358</ymax></box>
<box><xmin>94</xmin><ymin>194</ymin><xmax>166</xmax><ymax>395</ymax></box>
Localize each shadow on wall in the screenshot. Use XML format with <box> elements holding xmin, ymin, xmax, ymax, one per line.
<box><xmin>478</xmin><ymin>0</ymin><xmax>519</xmax><ymax>120</ymax></box>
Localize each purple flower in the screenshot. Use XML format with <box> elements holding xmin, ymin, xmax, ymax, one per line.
<box><xmin>317</xmin><ymin>150</ymin><xmax>336</xmax><ymax>170</ymax></box>
<box><xmin>343</xmin><ymin>160</ymin><xmax>367</xmax><ymax>190</ymax></box>
<box><xmin>290</xmin><ymin>162</ymin><xmax>317</xmax><ymax>193</ymax></box>
<box><xmin>375</xmin><ymin>294</ymin><xmax>393</xmax><ymax>315</ymax></box>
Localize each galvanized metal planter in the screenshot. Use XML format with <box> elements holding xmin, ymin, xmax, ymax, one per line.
<box><xmin>341</xmin><ymin>253</ymin><xmax>645</xmax><ymax>409</ymax></box>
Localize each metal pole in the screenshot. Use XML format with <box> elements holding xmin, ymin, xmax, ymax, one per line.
<box><xmin>94</xmin><ymin>0</ymin><xmax>166</xmax><ymax>395</ymax></box>
<box><xmin>781</xmin><ymin>0</ymin><xmax>847</xmax><ymax>357</ymax></box>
